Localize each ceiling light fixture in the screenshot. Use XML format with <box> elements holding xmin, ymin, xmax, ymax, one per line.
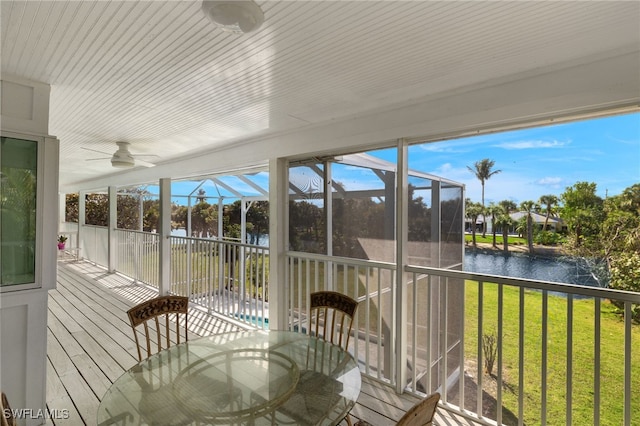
<box><xmin>111</xmin><ymin>142</ymin><xmax>135</xmax><ymax>168</ymax></box>
<box><xmin>201</xmin><ymin>1</ymin><xmax>264</xmax><ymax>34</ymax></box>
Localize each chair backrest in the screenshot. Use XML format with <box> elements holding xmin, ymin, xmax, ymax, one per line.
<box><xmin>1</xmin><ymin>391</ymin><xmax>16</xmax><ymax>426</ymax></box>
<box><xmin>396</xmin><ymin>392</ymin><xmax>440</xmax><ymax>426</ymax></box>
<box><xmin>309</xmin><ymin>291</ymin><xmax>359</xmax><ymax>350</ymax></box>
<box><xmin>127</xmin><ymin>295</ymin><xmax>189</xmax><ymax>361</ymax></box>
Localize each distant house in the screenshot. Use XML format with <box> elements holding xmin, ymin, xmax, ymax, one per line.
<box><xmin>509</xmin><ymin>211</ymin><xmax>564</xmax><ymax>232</ymax></box>
<box><xmin>478</xmin><ymin>211</ymin><xmax>565</xmax><ymax>235</ymax></box>
<box><xmin>464</xmin><ymin>217</ymin><xmax>485</xmax><ymax>234</ymax></box>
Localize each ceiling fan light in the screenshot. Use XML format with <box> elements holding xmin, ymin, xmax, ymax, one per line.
<box><xmin>202</xmin><ymin>1</ymin><xmax>264</xmax><ymax>34</ymax></box>
<box><xmin>111</xmin><ymin>142</ymin><xmax>135</xmax><ymax>167</ymax></box>
<box><xmin>111</xmin><ymin>155</ymin><xmax>135</xmax><ymax>168</ymax></box>
<box><xmin>111</xmin><ymin>160</ymin><xmax>134</xmax><ymax>168</ymax></box>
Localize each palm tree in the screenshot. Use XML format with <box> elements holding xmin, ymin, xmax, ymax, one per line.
<box><xmin>486</xmin><ymin>202</ymin><xmax>499</xmax><ymax>248</ymax></box>
<box><xmin>465</xmin><ymin>200</ymin><xmax>483</xmax><ymax>247</ymax></box>
<box><xmin>467</xmin><ymin>159</ymin><xmax>502</xmax><ymax>237</ymax></box>
<box><xmin>497</xmin><ymin>200</ymin><xmax>517</xmax><ymax>252</ymax></box>
<box><xmin>520</xmin><ymin>200</ymin><xmax>536</xmax><ymax>254</ymax></box>
<box><xmin>499</xmin><ymin>200</ymin><xmax>517</xmax><ymax>215</ymax></box>
<box><xmin>538</xmin><ymin>194</ymin><xmax>559</xmax><ymax>231</ymax></box>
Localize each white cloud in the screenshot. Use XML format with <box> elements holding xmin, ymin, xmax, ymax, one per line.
<box><xmin>417</xmin><ymin>137</ymin><xmax>491</xmax><ymax>153</ymax></box>
<box><xmin>419</xmin><ymin>144</ymin><xmax>467</xmax><ymax>153</ymax></box>
<box><xmin>436</xmin><ymin>163</ymin><xmax>454</xmax><ymax>173</ymax></box>
<box><xmin>428</xmin><ymin>164</ymin><xmax>471</xmax><ymax>183</ymax></box>
<box><xmin>537</xmin><ymin>177</ymin><xmax>563</xmax><ymax>186</ymax></box>
<box><xmin>493</xmin><ymin>139</ymin><xmax>569</xmax><ymax>150</ymax></box>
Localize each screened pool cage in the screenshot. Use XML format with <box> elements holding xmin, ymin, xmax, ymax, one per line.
<box><xmin>289</xmin><ymin>152</ymin><xmax>465</xmax><ymax>269</ymax></box>
<box><xmin>104</xmin><ymin>153</ymin><xmax>464</xmax><ymax>263</ymax></box>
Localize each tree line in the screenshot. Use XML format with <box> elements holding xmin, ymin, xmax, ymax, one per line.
<box><xmin>65</xmin><ymin>192</ymin><xmax>269</xmax><ymax>244</ymax></box>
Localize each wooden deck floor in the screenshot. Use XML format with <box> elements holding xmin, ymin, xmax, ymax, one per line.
<box><xmin>47</xmin><ymin>260</ymin><xmax>481</xmax><ymax>426</ymax></box>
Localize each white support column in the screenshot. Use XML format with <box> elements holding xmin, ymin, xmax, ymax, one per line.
<box><xmin>79</xmin><ymin>191</ymin><xmax>86</xmax><ymax>255</ymax></box>
<box><xmin>240</xmin><ymin>200</ymin><xmax>248</xmax><ymax>296</ymax></box>
<box><xmin>138</xmin><ymin>193</ymin><xmax>144</xmax><ymax>231</ymax></box>
<box><xmin>268</xmin><ymin>158</ymin><xmax>288</xmax><ymax>330</ymax></box>
<box><xmin>395</xmin><ymin>138</ymin><xmax>409</xmax><ymax>393</ymax></box>
<box><xmin>217</xmin><ymin>198</ymin><xmax>224</xmax><ymax>238</ymax></box>
<box><xmin>241</xmin><ymin>199</ymin><xmax>247</xmax><ymax>244</ymax></box>
<box><xmin>184</xmin><ymin>195</ymin><xmax>192</xmax><ymax>295</ymax></box>
<box><xmin>159</xmin><ymin>178</ymin><xmax>171</xmax><ymax>295</ymax></box>
<box><xmin>187</xmin><ymin>196</ymin><xmax>192</xmax><ymax>237</ymax></box>
<box><xmin>325</xmin><ymin>160</ymin><xmax>333</xmax><ymax>290</ymax></box>
<box><xmin>217</xmin><ymin>198</ymin><xmax>224</xmax><ymax>296</ymax></box>
<box><xmin>431</xmin><ymin>180</ymin><xmax>441</xmax><ymax>268</ymax></box>
<box><xmin>108</xmin><ymin>186</ymin><xmax>117</xmax><ymax>273</ymax></box>
<box><xmin>430</xmin><ymin>180</ymin><xmax>443</xmax><ymax>395</ymax></box>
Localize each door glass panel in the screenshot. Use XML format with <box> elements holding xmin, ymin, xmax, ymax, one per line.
<box><xmin>1</xmin><ymin>137</ymin><xmax>38</xmax><ymax>286</ymax></box>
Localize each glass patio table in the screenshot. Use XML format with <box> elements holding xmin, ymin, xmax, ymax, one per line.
<box><xmin>97</xmin><ymin>330</ymin><xmax>361</xmax><ymax>426</ymax></box>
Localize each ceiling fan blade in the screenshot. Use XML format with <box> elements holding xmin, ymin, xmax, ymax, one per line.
<box><xmin>136</xmin><ymin>159</ymin><xmax>156</xmax><ymax>168</ymax></box>
<box><xmin>133</xmin><ymin>154</ymin><xmax>160</xmax><ymax>158</ymax></box>
<box><xmin>86</xmin><ymin>157</ymin><xmax>111</xmax><ymax>161</ymax></box>
<box><xmin>81</xmin><ymin>146</ymin><xmax>112</xmax><ymax>155</ymax></box>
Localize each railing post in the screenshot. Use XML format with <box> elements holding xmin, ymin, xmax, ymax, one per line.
<box><xmin>159</xmin><ymin>178</ymin><xmax>171</xmax><ymax>295</ymax></box>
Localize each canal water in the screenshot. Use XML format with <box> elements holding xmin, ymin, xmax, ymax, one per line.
<box><xmin>463</xmin><ymin>250</ymin><xmax>602</xmax><ymax>287</ymax></box>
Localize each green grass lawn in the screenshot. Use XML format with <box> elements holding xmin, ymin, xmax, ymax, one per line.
<box><xmin>118</xmin><ymin>246</ymin><xmax>268</xmax><ymax>297</ymax></box>
<box><xmin>465</xmin><ymin>234</ymin><xmax>528</xmax><ymax>245</ymax></box>
<box><xmin>465</xmin><ymin>282</ymin><xmax>639</xmax><ymax>425</ymax></box>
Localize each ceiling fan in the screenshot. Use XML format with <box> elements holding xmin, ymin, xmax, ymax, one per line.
<box><xmin>82</xmin><ymin>142</ymin><xmax>157</xmax><ymax>168</ymax></box>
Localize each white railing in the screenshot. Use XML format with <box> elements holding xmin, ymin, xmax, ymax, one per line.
<box><xmin>115</xmin><ymin>229</ymin><xmax>160</xmax><ymax>287</ymax></box>
<box><xmin>286</xmin><ymin>251</ymin><xmax>398</xmax><ymax>383</ymax></box>
<box><xmin>84</xmin><ymin>229</ymin><xmax>268</xmax><ymax>329</ymax></box>
<box><xmin>287</xmin><ymin>251</ymin><xmax>640</xmax><ymax>426</ymax></box>
<box><xmin>169</xmin><ymin>236</ymin><xmax>269</xmax><ymax>328</ymax></box>
<box><xmin>405</xmin><ymin>266</ymin><xmax>640</xmax><ymax>426</ymax></box>
<box><xmin>79</xmin><ymin>225</ymin><xmax>108</xmax><ymax>266</ymax></box>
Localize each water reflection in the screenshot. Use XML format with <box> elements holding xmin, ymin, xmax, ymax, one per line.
<box><xmin>463</xmin><ymin>250</ymin><xmax>601</xmax><ymax>287</ymax></box>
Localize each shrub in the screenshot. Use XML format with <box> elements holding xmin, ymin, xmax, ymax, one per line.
<box><xmin>482</xmin><ymin>332</ymin><xmax>498</xmax><ymax>376</ymax></box>
<box><xmin>609</xmin><ymin>251</ymin><xmax>640</xmax><ymax>321</ymax></box>
<box><xmin>534</xmin><ymin>230</ymin><xmax>563</xmax><ymax>245</ymax></box>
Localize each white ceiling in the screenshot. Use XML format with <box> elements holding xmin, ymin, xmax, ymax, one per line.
<box><xmin>2</xmin><ymin>1</ymin><xmax>639</xmax><ymax>190</ymax></box>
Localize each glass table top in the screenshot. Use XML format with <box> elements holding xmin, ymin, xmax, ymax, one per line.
<box><xmin>97</xmin><ymin>330</ymin><xmax>361</xmax><ymax>426</ymax></box>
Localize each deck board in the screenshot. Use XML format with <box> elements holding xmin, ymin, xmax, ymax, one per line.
<box><xmin>50</xmin><ymin>285</ymin><xmax>138</xmax><ymax>371</ymax></box>
<box><xmin>47</xmin><ymin>260</ymin><xmax>481</xmax><ymax>426</ymax></box>
<box><xmin>47</xmin><ymin>328</ymin><xmax>101</xmax><ymax>425</ymax></box>
<box><xmin>46</xmin><ymin>357</ymin><xmax>83</xmax><ymax>426</ymax></box>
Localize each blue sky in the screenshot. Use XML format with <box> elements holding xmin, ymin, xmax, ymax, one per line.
<box><xmin>405</xmin><ymin>112</ymin><xmax>640</xmax><ymax>205</ymax></box>
<box><xmin>157</xmin><ymin>112</ymin><xmax>638</xmax><ymax>206</ymax></box>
